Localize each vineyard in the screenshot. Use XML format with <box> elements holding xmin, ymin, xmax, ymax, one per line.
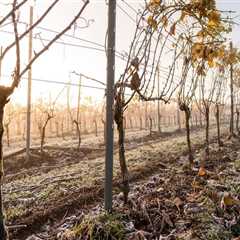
<box><xmin>0</xmin><ymin>0</ymin><xmax>240</xmax><ymax>239</ymax></box>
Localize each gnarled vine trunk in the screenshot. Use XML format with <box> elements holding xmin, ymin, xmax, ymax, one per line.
<box><xmin>93</xmin><ymin>119</ymin><xmax>98</xmax><ymax>137</ymax></box>
<box><xmin>0</xmin><ymin>96</ymin><xmax>9</xmax><ymax>239</ymax></box>
<box><xmin>177</xmin><ymin>109</ymin><xmax>181</xmax><ymax>130</ymax></box>
<box><xmin>157</xmin><ymin>104</ymin><xmax>162</xmax><ymax>133</ymax></box>
<box><xmin>4</xmin><ymin>124</ymin><xmax>10</xmax><ymax>147</ymax></box>
<box><xmin>40</xmin><ymin>115</ymin><xmax>53</xmax><ymax>154</ymax></box>
<box><xmin>139</xmin><ymin>116</ymin><xmax>143</xmax><ymax>130</ymax></box>
<box><xmin>199</xmin><ymin>111</ymin><xmax>203</xmax><ymax>127</ymax></box>
<box><xmin>114</xmin><ymin>94</ymin><xmax>129</xmax><ymax>204</ymax></box>
<box><xmin>195</xmin><ymin>115</ymin><xmax>198</xmax><ymax>127</ymax></box>
<box><xmin>129</xmin><ymin>117</ymin><xmax>133</xmax><ymax>129</ymax></box>
<box><xmin>215</xmin><ymin>104</ymin><xmax>223</xmax><ymax>148</ymax></box>
<box><xmin>123</xmin><ymin>117</ymin><xmax>126</xmax><ymax>129</ymax></box>
<box><xmin>117</xmin><ymin>118</ymin><xmax>130</xmax><ymax>203</ymax></box>
<box><xmin>55</xmin><ymin>121</ymin><xmax>60</xmax><ymax>137</ymax></box>
<box><xmin>236</xmin><ymin>108</ymin><xmax>240</xmax><ymax>134</ymax></box>
<box><xmin>61</xmin><ymin>120</ymin><xmax>65</xmax><ymax>140</ymax></box>
<box><xmin>73</xmin><ymin>120</ymin><xmax>81</xmax><ymax>151</ymax></box>
<box><xmin>205</xmin><ymin>106</ymin><xmax>210</xmax><ymax>160</ymax></box>
<box><xmin>149</xmin><ymin>117</ymin><xmax>153</xmax><ymax>136</ymax></box>
<box><xmin>181</xmin><ymin>104</ymin><xmax>193</xmax><ymax>166</ymax></box>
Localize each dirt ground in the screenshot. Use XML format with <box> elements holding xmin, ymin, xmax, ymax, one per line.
<box><xmin>4</xmin><ymin>125</ymin><xmax>240</xmax><ymax>240</ymax></box>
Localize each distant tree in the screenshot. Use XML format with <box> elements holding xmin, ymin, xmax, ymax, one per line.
<box><xmin>3</xmin><ymin>104</ymin><xmax>15</xmax><ymax>147</ymax></box>
<box><xmin>67</xmin><ymin>81</ymin><xmax>82</xmax><ymax>150</ymax></box>
<box><xmin>0</xmin><ymin>0</ymin><xmax>89</xmax><ymax>238</ymax></box>
<box><xmin>35</xmin><ymin>98</ymin><xmax>54</xmax><ymax>155</ymax></box>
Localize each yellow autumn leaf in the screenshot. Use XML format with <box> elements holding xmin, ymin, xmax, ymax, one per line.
<box><xmin>217</xmin><ymin>47</ymin><xmax>225</xmax><ymax>58</ymax></box>
<box><xmin>148</xmin><ymin>0</ymin><xmax>161</xmax><ymax>11</ymax></box>
<box><xmin>192</xmin><ymin>43</ymin><xmax>205</xmax><ymax>60</ymax></box>
<box><xmin>208</xmin><ymin>10</ymin><xmax>220</xmax><ymax>24</ymax></box>
<box><xmin>208</xmin><ymin>19</ymin><xmax>218</xmax><ymax>29</ymax></box>
<box><xmin>147</xmin><ymin>15</ymin><xmax>154</xmax><ymax>24</ymax></box>
<box><xmin>147</xmin><ymin>15</ymin><xmax>158</xmax><ymax>30</ymax></box>
<box><xmin>192</xmin><ymin>43</ymin><xmax>204</xmax><ymax>52</ymax></box>
<box><xmin>150</xmin><ymin>0</ymin><xmax>161</xmax><ymax>5</ymax></box>
<box><xmin>208</xmin><ymin>58</ymin><xmax>215</xmax><ymax>68</ymax></box>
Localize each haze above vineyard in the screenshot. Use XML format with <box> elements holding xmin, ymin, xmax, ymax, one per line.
<box><xmin>0</xmin><ymin>0</ymin><xmax>240</xmax><ymax>240</ymax></box>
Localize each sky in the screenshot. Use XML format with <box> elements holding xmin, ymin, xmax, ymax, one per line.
<box><xmin>217</xmin><ymin>0</ymin><xmax>240</xmax><ymax>45</ymax></box>
<box><xmin>0</xmin><ymin>0</ymin><xmax>139</xmax><ymax>106</ymax></box>
<box><xmin>0</xmin><ymin>0</ymin><xmax>240</xmax><ymax>106</ymax></box>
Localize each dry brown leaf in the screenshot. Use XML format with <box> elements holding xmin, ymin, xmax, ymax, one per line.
<box><xmin>170</xmin><ymin>22</ymin><xmax>176</xmax><ymax>35</ymax></box>
<box><xmin>173</xmin><ymin>197</ymin><xmax>183</xmax><ymax>211</ymax></box>
<box><xmin>180</xmin><ymin>11</ymin><xmax>187</xmax><ymax>21</ymax></box>
<box><xmin>221</xmin><ymin>192</ymin><xmax>240</xmax><ymax>209</ymax></box>
<box><xmin>198</xmin><ymin>167</ymin><xmax>206</xmax><ymax>177</ymax></box>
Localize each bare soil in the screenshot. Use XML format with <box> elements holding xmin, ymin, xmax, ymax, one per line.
<box><xmin>4</xmin><ymin>125</ymin><xmax>238</xmax><ymax>240</ymax></box>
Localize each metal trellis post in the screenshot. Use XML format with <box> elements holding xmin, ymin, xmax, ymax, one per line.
<box><xmin>104</xmin><ymin>0</ymin><xmax>116</xmax><ymax>212</ymax></box>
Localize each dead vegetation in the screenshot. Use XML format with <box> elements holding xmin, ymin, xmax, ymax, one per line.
<box><xmin>4</xmin><ymin>124</ymin><xmax>240</xmax><ymax>240</ymax></box>
<box><xmin>21</xmin><ymin>126</ymin><xmax>240</xmax><ymax>240</ymax></box>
